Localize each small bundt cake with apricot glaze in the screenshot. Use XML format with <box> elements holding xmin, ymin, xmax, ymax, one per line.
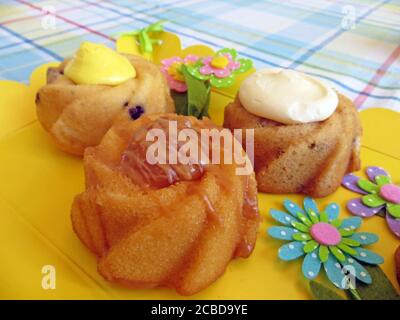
<box><xmin>71</xmin><ymin>113</ymin><xmax>259</xmax><ymax>295</ymax></box>
<box><xmin>36</xmin><ymin>42</ymin><xmax>174</xmax><ymax>156</ymax></box>
<box><xmin>224</xmin><ymin>69</ymin><xmax>362</xmax><ymax>197</ymax></box>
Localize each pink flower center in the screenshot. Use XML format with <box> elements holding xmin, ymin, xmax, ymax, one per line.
<box><xmin>310</xmin><ymin>222</ymin><xmax>341</xmax><ymax>246</ymax></box>
<box><xmin>380</xmin><ymin>184</ymin><xmax>400</xmax><ymax>204</ymax></box>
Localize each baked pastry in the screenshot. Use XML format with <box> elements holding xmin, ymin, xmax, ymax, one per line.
<box><xmin>71</xmin><ymin>113</ymin><xmax>259</xmax><ymax>295</ymax></box>
<box><xmin>224</xmin><ymin>69</ymin><xmax>362</xmax><ymax>197</ymax></box>
<box><xmin>36</xmin><ymin>42</ymin><xmax>174</xmax><ymax>156</ymax></box>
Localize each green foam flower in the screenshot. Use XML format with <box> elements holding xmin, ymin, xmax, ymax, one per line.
<box><xmin>186</xmin><ymin>48</ymin><xmax>252</xmax><ymax>88</ymax></box>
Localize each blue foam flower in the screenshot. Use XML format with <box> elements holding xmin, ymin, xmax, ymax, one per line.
<box><xmin>268</xmin><ymin>197</ymin><xmax>384</xmax><ymax>289</ymax></box>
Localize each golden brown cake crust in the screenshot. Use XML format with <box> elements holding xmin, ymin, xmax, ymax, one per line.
<box><xmin>71</xmin><ymin>113</ymin><xmax>260</xmax><ymax>295</ymax></box>
<box><xmin>36</xmin><ymin>55</ymin><xmax>174</xmax><ymax>156</ymax></box>
<box><xmin>223</xmin><ymin>93</ymin><xmax>362</xmax><ymax>197</ymax></box>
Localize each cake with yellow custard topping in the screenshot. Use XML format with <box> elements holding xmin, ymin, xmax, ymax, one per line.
<box><xmin>36</xmin><ymin>42</ymin><xmax>174</xmax><ymax>156</ymax></box>
<box><xmin>223</xmin><ymin>69</ymin><xmax>362</xmax><ymax>197</ymax></box>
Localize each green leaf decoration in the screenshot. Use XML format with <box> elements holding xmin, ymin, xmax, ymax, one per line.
<box><xmin>329</xmin><ymin>246</ymin><xmax>346</xmax><ymax>262</ymax></box>
<box><xmin>186</xmin><ymin>62</ymin><xmax>210</xmax><ymax>81</ymax></box>
<box><xmin>210</xmin><ymin>74</ymin><xmax>236</xmax><ymax>88</ymax></box>
<box><xmin>319</xmin><ymin>211</ymin><xmax>329</xmax><ymax>223</ymax></box>
<box><xmin>175</xmin><ymin>65</ymin><xmax>211</xmax><ymax>119</ymax></box>
<box><xmin>354</xmin><ymin>265</ymin><xmax>400</xmax><ymax>300</ymax></box>
<box><xmin>337</xmin><ymin>243</ymin><xmax>357</xmax><ymax>256</ymax></box>
<box><xmin>147</xmin><ymin>20</ymin><xmax>167</xmax><ymax>33</ymax></box>
<box><xmin>310</xmin><ymin>281</ymin><xmax>344</xmax><ymax>300</ymax></box>
<box><xmin>357</xmin><ymin>178</ymin><xmax>379</xmax><ymax>194</ymax></box>
<box><xmin>340</xmin><ymin>237</ymin><xmax>360</xmax><ymax>247</ymax></box>
<box><xmin>312</xmin><ymin>266</ymin><xmax>399</xmax><ymax>300</ymax></box>
<box><xmin>171</xmin><ymin>91</ymin><xmax>188</xmax><ymax>116</ymax></box>
<box><xmin>139</xmin><ymin>29</ymin><xmax>152</xmax><ymax>53</ymax></box>
<box><xmin>217</xmin><ymin>48</ymin><xmax>237</xmax><ymax>60</ymax></box>
<box><xmin>319</xmin><ymin>245</ymin><xmax>330</xmax><ymax>263</ymax></box>
<box><xmin>304</xmin><ymin>240</ymin><xmax>319</xmax><ymax>253</ymax></box>
<box><xmin>331</xmin><ymin>218</ymin><xmax>342</xmax><ymax>228</ymax></box>
<box><xmin>395</xmin><ymin>245</ymin><xmax>400</xmax><ymax>287</ymax></box>
<box><xmin>233</xmin><ymin>58</ymin><xmax>253</xmax><ymax>74</ymax></box>
<box><xmin>340</xmin><ymin>228</ymin><xmax>355</xmax><ymax>237</ymax></box>
<box><xmin>375</xmin><ymin>174</ymin><xmax>391</xmax><ymax>186</ymax></box>
<box><xmin>307</xmin><ymin>210</ymin><xmax>319</xmax><ymax>224</ymax></box>
<box><xmin>292</xmin><ymin>232</ymin><xmax>311</xmax><ymax>241</ymax></box>
<box><xmin>347</xmin><ymin>288</ymin><xmax>362</xmax><ymax>300</ymax></box>
<box><xmin>362</xmin><ymin>194</ymin><xmax>386</xmax><ymax>208</ymax></box>
<box><xmin>118</xmin><ymin>20</ymin><xmax>167</xmax><ymax>54</ymax></box>
<box><xmin>296</xmin><ymin>212</ymin><xmax>312</xmax><ymax>226</ymax></box>
<box><xmin>387</xmin><ymin>203</ymin><xmax>400</xmax><ymax>218</ymax></box>
<box><xmin>291</xmin><ymin>221</ymin><xmax>309</xmax><ymax>233</ymax></box>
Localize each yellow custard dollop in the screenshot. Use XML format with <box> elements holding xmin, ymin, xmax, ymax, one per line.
<box><xmin>64</xmin><ymin>42</ymin><xmax>136</xmax><ymax>85</ymax></box>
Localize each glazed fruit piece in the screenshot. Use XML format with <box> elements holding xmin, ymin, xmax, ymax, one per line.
<box><xmin>71</xmin><ymin>113</ymin><xmax>259</xmax><ymax>295</ymax></box>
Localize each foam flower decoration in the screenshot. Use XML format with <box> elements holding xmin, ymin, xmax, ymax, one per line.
<box><xmin>160</xmin><ymin>48</ymin><xmax>252</xmax><ymax>118</ymax></box>
<box><xmin>268</xmin><ymin>197</ymin><xmax>383</xmax><ymax>289</ymax></box>
<box><xmin>342</xmin><ymin>166</ymin><xmax>400</xmax><ymax>238</ymax></box>
<box><xmin>160</xmin><ymin>55</ymin><xmax>199</xmax><ymax>92</ymax></box>
<box><xmin>186</xmin><ymin>48</ymin><xmax>252</xmax><ymax>88</ymax></box>
<box><xmin>116</xmin><ymin>20</ymin><xmax>166</xmax><ymax>55</ymax></box>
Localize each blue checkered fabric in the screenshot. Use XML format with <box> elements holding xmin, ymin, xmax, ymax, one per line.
<box><xmin>0</xmin><ymin>0</ymin><xmax>399</xmax><ymax>110</ymax></box>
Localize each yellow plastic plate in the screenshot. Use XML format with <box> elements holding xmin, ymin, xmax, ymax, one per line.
<box><xmin>0</xmin><ymin>34</ymin><xmax>398</xmax><ymax>299</ymax></box>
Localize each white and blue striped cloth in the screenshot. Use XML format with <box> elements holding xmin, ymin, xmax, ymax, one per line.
<box><xmin>0</xmin><ymin>0</ymin><xmax>399</xmax><ymax>111</ymax></box>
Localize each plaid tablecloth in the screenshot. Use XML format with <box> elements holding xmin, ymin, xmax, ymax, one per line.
<box><xmin>0</xmin><ymin>0</ymin><xmax>399</xmax><ymax>111</ymax></box>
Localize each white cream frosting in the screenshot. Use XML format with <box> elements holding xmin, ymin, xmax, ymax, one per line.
<box><xmin>238</xmin><ymin>69</ymin><xmax>338</xmax><ymax>124</ymax></box>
